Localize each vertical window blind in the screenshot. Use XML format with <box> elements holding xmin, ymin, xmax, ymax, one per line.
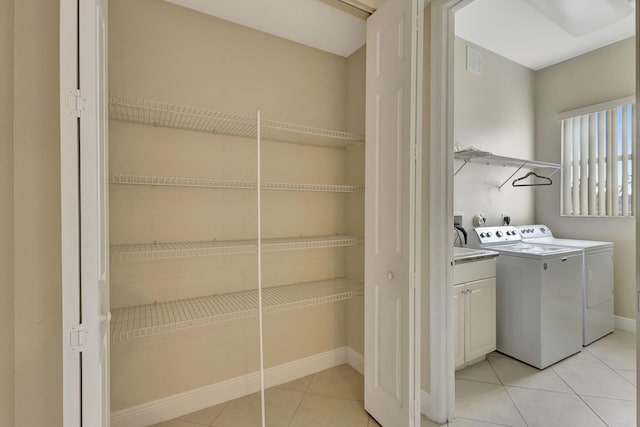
<box><xmin>561</xmin><ymin>98</ymin><xmax>635</xmax><ymax>217</ymax></box>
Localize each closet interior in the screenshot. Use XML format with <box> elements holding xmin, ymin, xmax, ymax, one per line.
<box><xmin>107</xmin><ymin>0</ymin><xmax>366</xmax><ymax>421</ymax></box>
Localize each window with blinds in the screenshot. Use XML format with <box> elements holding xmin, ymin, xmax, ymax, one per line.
<box><xmin>561</xmin><ymin>97</ymin><xmax>636</xmax><ymax>217</ymax></box>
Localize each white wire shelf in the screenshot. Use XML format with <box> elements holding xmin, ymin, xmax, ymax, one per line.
<box><xmin>110</xmin><ymin>278</ymin><xmax>364</xmax><ymax>342</ymax></box>
<box><xmin>454</xmin><ymin>147</ymin><xmax>560</xmax><ymax>189</ymax></box>
<box><xmin>109</xmin><ymin>96</ymin><xmax>365</xmax><ymax>148</ymax></box>
<box><xmin>454</xmin><ymin>148</ymin><xmax>560</xmax><ymax>170</ymax></box>
<box><xmin>110</xmin><ymin>174</ymin><xmax>364</xmax><ymax>193</ymax></box>
<box><xmin>111</xmin><ymin>235</ymin><xmax>364</xmax><ymax>263</ymax></box>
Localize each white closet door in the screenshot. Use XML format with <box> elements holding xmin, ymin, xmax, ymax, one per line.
<box><xmin>364</xmin><ymin>0</ymin><xmax>423</xmax><ymax>425</ymax></box>
<box><xmin>82</xmin><ymin>0</ymin><xmax>111</xmax><ymax>424</ymax></box>
<box><xmin>61</xmin><ymin>0</ymin><xmax>110</xmax><ymax>425</ymax></box>
<box><xmin>81</xmin><ymin>0</ymin><xmax>111</xmax><ymax>423</ymax></box>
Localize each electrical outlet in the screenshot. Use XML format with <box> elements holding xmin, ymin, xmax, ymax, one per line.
<box><xmin>454</xmin><ymin>212</ymin><xmax>463</xmax><ymax>226</ymax></box>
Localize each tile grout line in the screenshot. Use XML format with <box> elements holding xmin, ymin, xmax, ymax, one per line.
<box><xmin>486</xmin><ymin>356</ymin><xmax>506</xmax><ymax>387</ymax></box>
<box><xmin>573</xmin><ymin>392</ymin><xmax>611</xmax><ymax>426</ymax></box>
<box><xmin>484</xmin><ymin>357</ymin><xmax>529</xmax><ymax>427</ymax></box>
<box><xmin>207</xmin><ymin>400</ymin><xmax>230</xmax><ymax>427</ymax></box>
<box><xmin>550</xmin><ymin>364</ymin><xmax>610</xmax><ymax>426</ymax></box>
<box><xmin>611</xmin><ymin>370</ymin><xmax>637</xmax><ymax>388</ymax></box>
<box><xmin>453</xmin><ymin>377</ymin><xmax>501</xmax><ymax>386</ymax></box>
<box><xmin>582</xmin><ymin>344</ymin><xmax>638</xmax><ymax>388</ymax></box>
<box><xmin>454</xmin><ymin>416</ymin><xmax>516</xmax><ymax>427</ymax></box>
<box><xmin>583</xmin><ymin>343</ymin><xmax>636</xmax><ymax>372</ymax></box>
<box><xmin>501</xmin><ymin>386</ymin><xmax>530</xmax><ymax>427</ymax></box>
<box><xmin>287</xmin><ymin>388</ymin><xmax>310</xmax><ymax>427</ymax></box>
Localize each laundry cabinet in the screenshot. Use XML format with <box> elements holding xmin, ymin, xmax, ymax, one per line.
<box><xmin>453</xmin><ymin>258</ymin><xmax>496</xmax><ymax>369</ymax></box>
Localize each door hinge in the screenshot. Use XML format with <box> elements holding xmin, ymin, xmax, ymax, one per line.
<box><xmin>69</xmin><ymin>324</ymin><xmax>88</xmax><ymax>352</ymax></box>
<box><xmin>66</xmin><ymin>89</ymin><xmax>86</xmax><ymax>118</ymax></box>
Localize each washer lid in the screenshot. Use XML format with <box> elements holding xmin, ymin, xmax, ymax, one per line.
<box><xmin>491</xmin><ymin>242</ymin><xmax>582</xmax><ymax>258</ymax></box>
<box><xmin>524</xmin><ymin>237</ymin><xmax>613</xmax><ymax>250</ymax></box>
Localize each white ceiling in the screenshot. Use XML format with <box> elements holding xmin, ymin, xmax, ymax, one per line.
<box><xmin>455</xmin><ymin>0</ymin><xmax>636</xmax><ymax>70</ymax></box>
<box><xmin>165</xmin><ymin>0</ymin><xmax>367</xmax><ymax>57</ymax></box>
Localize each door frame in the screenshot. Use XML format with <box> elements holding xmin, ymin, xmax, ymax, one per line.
<box><xmin>425</xmin><ymin>0</ymin><xmax>473</xmax><ymax>423</ymax></box>
<box><xmin>60</xmin><ymin>0</ymin><xmax>81</xmax><ymax>425</ymax></box>
<box><xmin>636</xmin><ymin>1</ymin><xmax>639</xmax><ymax>422</ymax></box>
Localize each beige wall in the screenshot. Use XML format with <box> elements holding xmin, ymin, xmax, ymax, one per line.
<box><xmin>454</xmin><ymin>37</ymin><xmax>537</xmax><ymax>230</ymax></box>
<box><xmin>0</xmin><ymin>0</ymin><xmax>14</xmax><ymax>425</ymax></box>
<box><xmin>13</xmin><ymin>0</ymin><xmax>62</xmax><ymax>426</ymax></box>
<box><xmin>534</xmin><ymin>37</ymin><xmax>636</xmax><ymax>320</ymax></box>
<box><xmin>109</xmin><ymin>0</ymin><xmax>364</xmax><ymax>410</ymax></box>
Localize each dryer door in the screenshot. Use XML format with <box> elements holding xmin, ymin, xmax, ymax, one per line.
<box><xmin>586</xmin><ymin>250</ymin><xmax>614</xmax><ymax>308</ymax></box>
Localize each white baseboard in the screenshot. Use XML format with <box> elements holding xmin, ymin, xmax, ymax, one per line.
<box><xmin>346</xmin><ymin>347</ymin><xmax>364</xmax><ymax>375</ymax></box>
<box><xmin>421</xmin><ymin>389</ymin><xmax>431</xmax><ymax>416</ymax></box>
<box><xmin>111</xmin><ymin>346</ymin><xmax>355</xmax><ymax>427</ymax></box>
<box><xmin>615</xmin><ymin>315</ymin><xmax>636</xmax><ymax>333</ymax></box>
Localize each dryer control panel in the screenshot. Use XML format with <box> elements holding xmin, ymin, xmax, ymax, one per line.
<box><xmin>516</xmin><ymin>224</ymin><xmax>553</xmax><ymax>238</ymax></box>
<box><xmin>471</xmin><ymin>226</ymin><xmax>521</xmax><ymax>246</ymax></box>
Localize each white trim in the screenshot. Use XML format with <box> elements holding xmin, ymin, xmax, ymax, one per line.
<box><xmin>110</xmin><ymin>346</ymin><xmax>352</xmax><ymax>427</ymax></box>
<box><xmin>428</xmin><ymin>0</ymin><xmax>470</xmax><ymax>424</ymax></box>
<box><xmin>346</xmin><ymin>347</ymin><xmax>365</xmax><ymax>375</ymax></box>
<box><xmin>615</xmin><ymin>315</ymin><xmax>636</xmax><ymax>333</ymax></box>
<box><xmin>420</xmin><ymin>389</ymin><xmax>432</xmax><ymax>417</ymax></box>
<box><xmin>60</xmin><ymin>0</ymin><xmax>81</xmax><ymax>425</ymax></box>
<box><xmin>557</xmin><ymin>95</ymin><xmax>635</xmax><ymax>120</ymax></box>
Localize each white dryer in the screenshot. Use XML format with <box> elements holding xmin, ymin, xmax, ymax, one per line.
<box><xmin>517</xmin><ymin>225</ymin><xmax>614</xmax><ymax>345</ymax></box>
<box><xmin>469</xmin><ymin>226</ymin><xmax>583</xmax><ymax>368</ymax></box>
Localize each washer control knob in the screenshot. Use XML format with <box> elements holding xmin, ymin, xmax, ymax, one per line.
<box><xmin>480</xmin><ymin>232</ymin><xmax>486</xmax><ymax>238</ymax></box>
<box><xmin>496</xmin><ymin>231</ymin><xmax>503</xmax><ymax>237</ymax></box>
<box><xmin>540</xmin><ymin>227</ymin><xmax>546</xmax><ymax>233</ymax></box>
<box><xmin>486</xmin><ymin>232</ymin><xmax>493</xmax><ymax>237</ymax></box>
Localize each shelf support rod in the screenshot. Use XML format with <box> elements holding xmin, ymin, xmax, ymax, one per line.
<box><xmin>498</xmin><ymin>162</ymin><xmax>528</xmax><ymax>190</ymax></box>
<box><xmin>454</xmin><ymin>160</ymin><xmax>469</xmax><ymax>176</ymax></box>
<box><xmin>545</xmin><ymin>167</ymin><xmax>561</xmax><ymax>180</ymax></box>
<box><xmin>256</xmin><ymin>111</ymin><xmax>266</xmax><ymax>427</ymax></box>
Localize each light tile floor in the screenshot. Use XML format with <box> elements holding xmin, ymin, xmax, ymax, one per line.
<box><xmin>153</xmin><ymin>330</ymin><xmax>636</xmax><ymax>427</ymax></box>
<box><xmin>454</xmin><ymin>330</ymin><xmax>636</xmax><ymax>427</ymax></box>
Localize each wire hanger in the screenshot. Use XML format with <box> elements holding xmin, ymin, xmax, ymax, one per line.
<box><xmin>512</xmin><ymin>171</ymin><xmax>552</xmax><ymax>187</ymax></box>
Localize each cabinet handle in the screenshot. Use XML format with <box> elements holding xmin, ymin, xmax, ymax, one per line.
<box><xmin>387</xmin><ymin>271</ymin><xmax>394</xmax><ymax>280</ymax></box>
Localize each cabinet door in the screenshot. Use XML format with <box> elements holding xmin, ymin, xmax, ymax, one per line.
<box><xmin>464</xmin><ymin>278</ymin><xmax>496</xmax><ymax>362</ymax></box>
<box><xmin>453</xmin><ymin>286</ymin><xmax>465</xmax><ymax>368</ymax></box>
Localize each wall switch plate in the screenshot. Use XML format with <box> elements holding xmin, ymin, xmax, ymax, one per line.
<box><xmin>466</xmin><ymin>46</ymin><xmax>481</xmax><ymax>75</ymax></box>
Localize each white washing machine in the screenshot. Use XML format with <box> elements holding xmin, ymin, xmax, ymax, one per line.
<box><xmin>517</xmin><ymin>225</ymin><xmax>614</xmax><ymax>345</ymax></box>
<box><xmin>469</xmin><ymin>226</ymin><xmax>583</xmax><ymax>368</ymax></box>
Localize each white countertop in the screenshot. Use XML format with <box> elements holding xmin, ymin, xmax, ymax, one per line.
<box><xmin>454</xmin><ymin>247</ymin><xmax>499</xmax><ymax>264</ymax></box>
